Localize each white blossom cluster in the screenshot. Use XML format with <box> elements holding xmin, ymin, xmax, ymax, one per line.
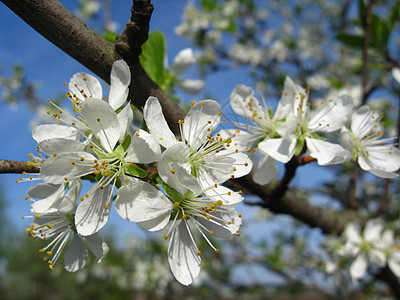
<box><xmin>19</xmin><ymin>59</ymin><xmax>400</xmax><ymax>286</ymax></box>
<box><xmin>328</xmin><ymin>219</ymin><xmax>400</xmax><ymax>282</ymax></box>
<box><xmin>20</xmin><ymin>59</ymin><xmax>252</xmax><ymax>286</ymax></box>
<box><xmin>228</xmin><ymin>78</ymin><xmax>400</xmax><ymax>185</ymax></box>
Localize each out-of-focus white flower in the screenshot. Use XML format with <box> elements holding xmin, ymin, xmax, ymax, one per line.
<box><xmin>339</xmin><ymin>219</ymin><xmax>386</xmax><ymax>282</ymax></box>
<box><xmin>170</xmin><ymin>48</ymin><xmax>205</xmax><ymax>95</ymax></box>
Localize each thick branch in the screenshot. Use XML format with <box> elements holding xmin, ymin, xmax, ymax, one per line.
<box><xmin>0</xmin><ymin>160</ymin><xmax>39</xmax><ymax>174</ymax></box>
<box><xmin>115</xmin><ymin>0</ymin><xmax>184</xmax><ymax>134</ymax></box>
<box><xmin>236</xmin><ymin>173</ymin><xmax>346</xmax><ymax>235</ymax></box>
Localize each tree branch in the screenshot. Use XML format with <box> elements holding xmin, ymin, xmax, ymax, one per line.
<box><xmin>0</xmin><ymin>160</ymin><xmax>39</xmax><ymax>174</ymax></box>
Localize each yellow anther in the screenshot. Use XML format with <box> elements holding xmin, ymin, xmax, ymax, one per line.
<box><xmin>53</xmin><ymin>153</ymin><xmax>57</xmax><ymax>157</ymax></box>
<box><xmin>197</xmin><ymin>250</ymin><xmax>201</xmax><ymax>255</ymax></box>
<box><xmin>47</xmin><ymin>251</ymin><xmax>53</xmax><ymax>256</ymax></box>
<box><xmin>246</xmin><ymin>147</ymin><xmax>251</xmax><ymax>153</ymax></box>
<box><xmin>97</xmin><ymin>118</ymin><xmax>101</xmax><ymax>122</ymax></box>
<box><xmin>174</xmin><ymin>202</ymin><xmax>179</xmax><ymax>207</ymax></box>
<box><xmin>244</xmin><ymin>162</ymin><xmax>249</xmax><ymax>167</ymax></box>
<box><xmin>82</xmin><ymin>77</ymin><xmax>87</xmax><ymax>81</ymax></box>
<box><xmin>190</xmin><ymin>101</ymin><xmax>195</xmax><ymax>105</ymax></box>
<box><xmin>80</xmin><ymin>157</ymin><xmax>84</xmax><ymax>161</ymax></box>
<box><xmin>24</xmin><ymin>196</ymin><xmax>30</xmax><ymax>200</ymax></box>
<box><xmin>71</xmin><ymin>161</ymin><xmax>76</xmax><ymax>165</ymax></box>
<box><xmin>164</xmin><ymin>235</ymin><xmax>168</xmax><ymax>240</ymax></box>
<box><xmin>170</xmin><ymin>169</ymin><xmax>176</xmax><ymax>174</ymax></box>
<box><xmin>178</xmin><ymin>120</ymin><xmax>185</xmax><ymax>124</ymax></box>
<box><xmin>104</xmin><ymin>204</ymin><xmax>108</xmax><ymax>209</ymax></box>
<box><xmin>125</xmin><ymin>179</ymin><xmax>130</xmax><ymax>183</ymax></box>
<box><xmin>238</xmin><ymin>214</ymin><xmax>242</xmax><ymax>218</ymax></box>
<box><xmin>215</xmin><ymin>249</ymin><xmax>219</xmax><ymax>253</ymax></box>
<box><xmin>218</xmin><ymin>112</ymin><xmax>222</xmax><ymax>116</ymax></box>
<box><xmin>210</xmin><ymin>231</ymin><xmax>214</xmax><ymax>235</ymax></box>
<box><xmin>80</xmin><ymin>197</ymin><xmax>84</xmax><ymax>201</ymax></box>
<box><xmin>135</xmin><ymin>132</ymin><xmax>140</xmax><ymax>137</ymax></box>
<box><xmin>237</xmin><ymin>232</ymin><xmax>241</xmax><ymax>237</ymax></box>
<box><xmin>201</xmin><ymin>103</ymin><xmax>205</xmax><ymax>106</ymax></box>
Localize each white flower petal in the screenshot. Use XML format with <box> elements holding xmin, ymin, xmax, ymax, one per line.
<box><xmin>38</xmin><ymin>138</ymin><xmax>85</xmax><ymax>155</ymax></box>
<box><xmin>69</xmin><ymin>72</ymin><xmax>102</xmax><ymax>101</ymax></box>
<box><xmin>350</xmin><ymin>254</ymin><xmax>368</xmax><ymax>281</ymax></box>
<box><xmin>117</xmin><ymin>103</ymin><xmax>134</xmax><ymax>142</ymax></box>
<box><xmin>229</xmin><ymin>84</ymin><xmax>262</xmax><ymax>119</ymax></box>
<box><xmin>170</xmin><ymin>48</ymin><xmax>196</xmax><ymax>75</ymax></box>
<box><xmin>29</xmin><ymin>183</ymin><xmax>64</xmax><ymax>213</ymax></box>
<box><xmin>40</xmin><ymin>152</ymin><xmax>96</xmax><ymax>184</ymax></box>
<box><xmin>168</xmin><ymin>221</ymin><xmax>201</xmax><ymax>286</ymax></box>
<box><xmin>392</xmin><ymin>68</ymin><xmax>400</xmax><ymax>85</ymax></box>
<box><xmin>83</xmin><ymin>234</ymin><xmax>109</xmax><ymax>263</ymax></box>
<box><xmin>177</xmin><ymin>79</ymin><xmax>205</xmax><ymax>94</ymax></box>
<box><xmin>58</xmin><ymin>179</ymin><xmax>82</xmax><ymax>214</ymax></box>
<box><xmin>343</xmin><ymin>222</ymin><xmax>362</xmax><ymax>244</ymax></box>
<box><xmin>143</xmin><ymin>96</ymin><xmax>177</xmax><ymax>148</ymax></box>
<box><xmin>108</xmin><ymin>60</ymin><xmax>131</xmax><ymax>110</ymax></box>
<box><xmin>364</xmin><ymin>218</ymin><xmax>383</xmax><ymax>243</ymax></box>
<box><xmin>183</xmin><ymin>100</ymin><xmax>221</xmax><ymax>147</ymax></box>
<box><xmin>115</xmin><ymin>181</ymin><xmax>173</xmax><ymax>231</ymax></box>
<box><xmin>32</xmin><ymin>124</ymin><xmax>80</xmax><ymax>143</ymax></box>
<box><xmin>369</xmin><ymin>249</ymin><xmax>386</xmax><ymax>267</ymax></box>
<box><xmin>205</xmin><ymin>185</ymin><xmax>243</xmax><ymax>207</ymax></box>
<box><xmin>80</xmin><ymin>98</ymin><xmax>120</xmax><ymax>153</ymax></box>
<box><xmin>309</xmin><ymin>94</ymin><xmax>353</xmax><ymax>133</ymax></box>
<box><xmin>305</xmin><ymin>137</ymin><xmax>350</xmax><ymax>165</ymax></box>
<box><xmin>75</xmin><ymin>184</ymin><xmax>112</xmax><ymax>236</ymax></box>
<box><xmin>388</xmin><ymin>252</ymin><xmax>400</xmax><ymax>277</ymax></box>
<box><xmin>258</xmin><ymin>137</ymin><xmax>296</xmax><ymax>163</ymax></box>
<box><xmin>125</xmin><ymin>129</ymin><xmax>161</xmax><ymax>164</ymax></box>
<box><xmin>64</xmin><ymin>233</ymin><xmax>88</xmax><ymax>272</ymax></box>
<box><xmin>253</xmin><ymin>155</ymin><xmax>277</xmax><ymax>185</ymax></box>
<box><xmin>273</xmin><ymin>77</ymin><xmax>297</xmax><ymax>120</ymax></box>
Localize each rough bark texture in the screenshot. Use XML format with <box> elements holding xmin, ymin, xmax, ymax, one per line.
<box><xmin>0</xmin><ymin>160</ymin><xmax>39</xmax><ymax>174</ymax></box>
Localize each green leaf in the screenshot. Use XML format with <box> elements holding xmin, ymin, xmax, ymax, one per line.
<box><xmin>370</xmin><ymin>14</ymin><xmax>388</xmax><ymax>50</ymax></box>
<box><xmin>162</xmin><ymin>182</ymin><xmax>184</xmax><ymax>202</ymax></box>
<box><xmin>123</xmin><ymin>164</ymin><xmax>147</xmax><ymax>178</ymax></box>
<box><xmin>114</xmin><ymin>135</ymin><xmax>131</xmax><ymax>157</ymax></box>
<box><xmin>103</xmin><ymin>29</ymin><xmax>118</xmax><ymax>43</ymax></box>
<box><xmin>336</xmin><ymin>33</ymin><xmax>364</xmax><ymax>49</ymax></box>
<box><xmin>139</xmin><ymin>31</ymin><xmax>166</xmax><ymax>87</ymax></box>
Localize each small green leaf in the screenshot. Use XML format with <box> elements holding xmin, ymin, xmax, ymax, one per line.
<box><xmin>139</xmin><ymin>31</ymin><xmax>166</xmax><ymax>87</ymax></box>
<box><xmin>336</xmin><ymin>33</ymin><xmax>364</xmax><ymax>49</ymax></box>
<box><xmin>103</xmin><ymin>29</ymin><xmax>119</xmax><ymax>43</ymax></box>
<box><xmin>123</xmin><ymin>163</ymin><xmax>147</xmax><ymax>178</ymax></box>
<box><xmin>191</xmin><ymin>165</ymin><xmax>199</xmax><ymax>178</ymax></box>
<box><xmin>114</xmin><ymin>135</ymin><xmax>131</xmax><ymax>157</ymax></box>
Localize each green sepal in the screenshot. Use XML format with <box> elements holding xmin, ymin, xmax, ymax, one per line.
<box><xmin>191</xmin><ymin>165</ymin><xmax>199</xmax><ymax>178</ymax></box>
<box><xmin>114</xmin><ymin>135</ymin><xmax>131</xmax><ymax>157</ymax></box>
<box><xmin>93</xmin><ymin>148</ymin><xmax>108</xmax><ymax>160</ymax></box>
<box><xmin>309</xmin><ymin>132</ymin><xmax>325</xmax><ymax>141</ymax></box>
<box><xmin>352</xmin><ymin>150</ymin><xmax>358</xmax><ymax>161</ymax></box>
<box><xmin>123</xmin><ymin>163</ymin><xmax>147</xmax><ymax>178</ymax></box>
<box><xmin>162</xmin><ymin>182</ymin><xmax>184</xmax><ymax>203</ymax></box>
<box><xmin>294</xmin><ymin>138</ymin><xmax>305</xmax><ymax>156</ymax></box>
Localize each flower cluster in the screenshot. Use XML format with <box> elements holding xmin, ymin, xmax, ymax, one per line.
<box><xmin>335</xmin><ymin>219</ymin><xmax>400</xmax><ymax>282</ymax></box>
<box><xmin>20</xmin><ymin>59</ymin><xmax>399</xmax><ymax>286</ymax></box>
<box><xmin>228</xmin><ymin>77</ymin><xmax>399</xmax><ymax>184</ymax></box>
<box><xmin>20</xmin><ymin>60</ymin><xmax>252</xmax><ymax>285</ymax></box>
